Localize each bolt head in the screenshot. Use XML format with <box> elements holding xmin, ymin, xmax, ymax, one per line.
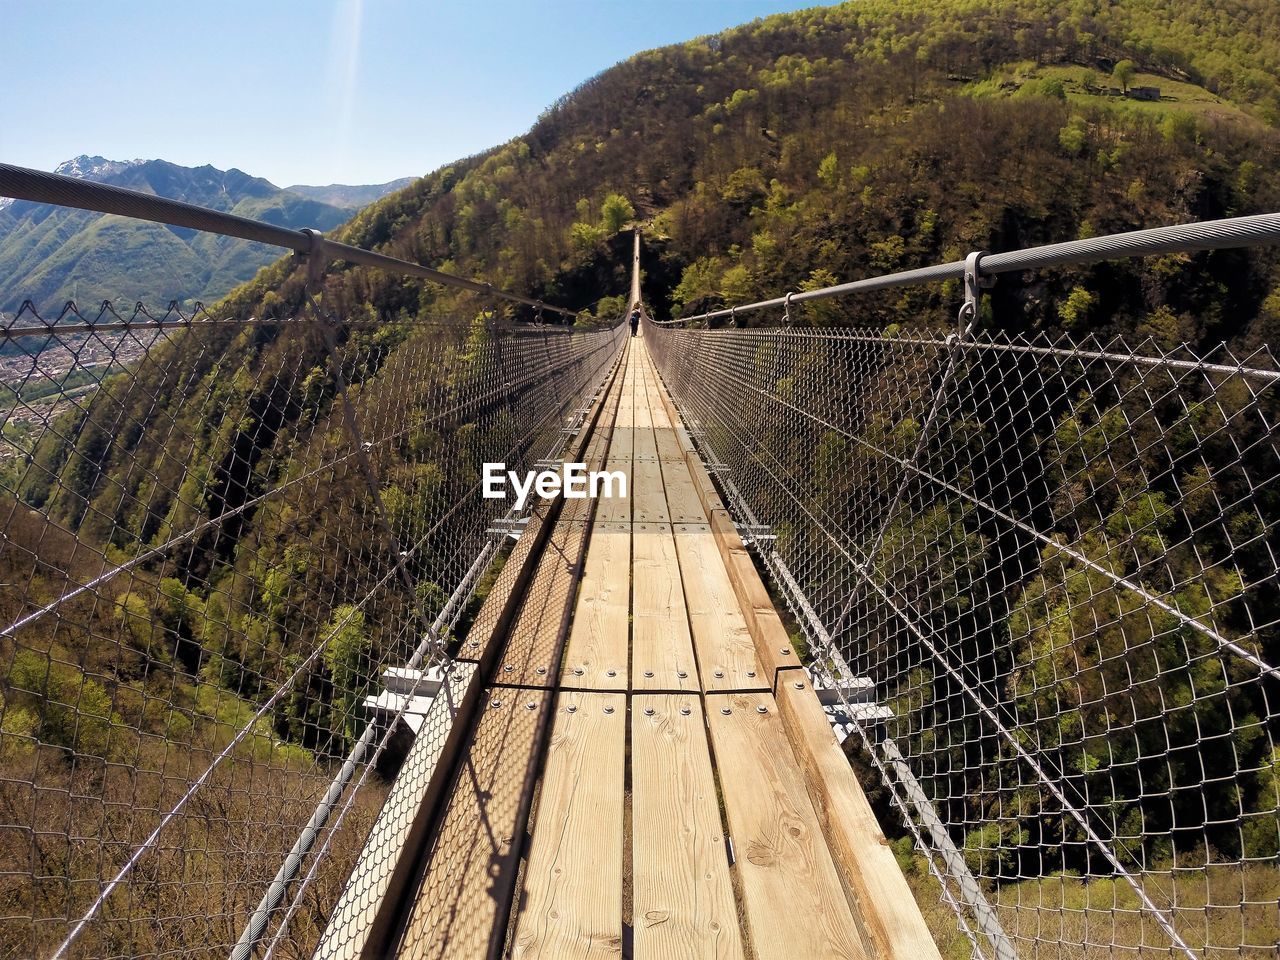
<box><xmin>490</xmin><ymin>699</ymin><xmax>502</xmax><ymax>709</ymax></box>
<box><xmin>643</xmin><ymin>670</ymin><xmax>654</xmax><ymax>678</ymax></box>
<box><xmin>781</xmin><ymin>647</ymin><xmax>792</xmax><ymax>656</ymax></box>
<box><xmin>756</xmin><ymin>705</ymin><xmax>768</xmax><ymax>714</ymax></box>
<box><xmin>677</xmin><ymin>671</ymin><xmax>688</xmax><ymax>679</ymax></box>
<box><xmin>573</xmin><ymin>667</ymin><xmax>584</xmax><ymax>676</ymax></box>
<box><xmin>793</xmin><ymin>681</ymin><xmax>805</xmax><ymax>690</ymax></box>
<box><xmin>503</xmin><ymin>664</ymin><xmax>513</xmax><ymax>673</ymax></box>
<box><xmin>606</xmin><ymin>669</ymin><xmax>617</xmax><ymax>677</ymax></box>
<box><xmin>680</xmin><ymin>706</ymin><xmax>692</xmax><ymax>716</ymax></box>
<box><xmin>566</xmin><ymin>704</ymin><xmax>578</xmax><ymax>713</ymax></box>
<box><xmin>643</xmin><ymin>707</ymin><xmax>655</xmax><ymax>717</ymax></box>
<box><xmin>720</xmin><ymin>707</ymin><xmax>732</xmax><ymax>715</ymax></box>
<box><xmin>604</xmin><ymin>705</ymin><xmax>615</xmax><ymax>715</ymax></box>
<box><xmin>714</xmin><ymin>670</ymin><xmax>724</xmax><ymax>679</ymax></box>
<box><xmin>746</xmin><ymin>671</ymin><xmax>756</xmax><ymax>678</ymax></box>
<box><xmin>525</xmin><ymin>701</ymin><xmax>537</xmax><ymax>711</ymax></box>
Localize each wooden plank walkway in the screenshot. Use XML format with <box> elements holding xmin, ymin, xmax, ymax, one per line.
<box><xmin>382</xmin><ymin>335</ymin><xmax>940</xmax><ymax>960</ymax></box>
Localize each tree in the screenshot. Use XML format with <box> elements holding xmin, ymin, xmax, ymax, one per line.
<box><xmin>1113</xmin><ymin>58</ymin><xmax>1136</xmax><ymax>93</ymax></box>
<box><xmin>322</xmin><ymin>605</ymin><xmax>371</xmax><ymax>742</ymax></box>
<box><xmin>600</xmin><ymin>193</ymin><xmax>635</xmax><ymax>234</ymax></box>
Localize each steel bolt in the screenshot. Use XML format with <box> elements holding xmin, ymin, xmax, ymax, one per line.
<box><xmin>680</xmin><ymin>706</ymin><xmax>692</xmax><ymax>716</ymax></box>
<box><xmin>574</xmin><ymin>667</ymin><xmax>584</xmax><ymax>676</ymax></box>
<box><xmin>525</xmin><ymin>701</ymin><xmax>537</xmax><ymax>711</ymax></box>
<box><xmin>720</xmin><ymin>707</ymin><xmax>732</xmax><ymax>715</ymax></box>
<box><xmin>567</xmin><ymin>704</ymin><xmax>578</xmax><ymax>714</ymax></box>
<box><xmin>643</xmin><ymin>707</ymin><xmax>655</xmax><ymax>717</ymax></box>
<box><xmin>490</xmin><ymin>699</ymin><xmax>502</xmax><ymax>709</ymax></box>
<box><xmin>606</xmin><ymin>669</ymin><xmax>617</xmax><ymax>677</ymax></box>
<box><xmin>794</xmin><ymin>681</ymin><xmax>805</xmax><ymax>690</ymax></box>
<box><xmin>714</xmin><ymin>670</ymin><xmax>724</xmax><ymax>679</ymax></box>
<box><xmin>746</xmin><ymin>671</ymin><xmax>756</xmax><ymax>678</ymax></box>
<box><xmin>643</xmin><ymin>670</ymin><xmax>654</xmax><ymax>678</ymax></box>
<box><xmin>677</xmin><ymin>671</ymin><xmax>688</xmax><ymax>679</ymax></box>
<box><xmin>756</xmin><ymin>705</ymin><xmax>768</xmax><ymax>715</ymax></box>
<box><xmin>503</xmin><ymin>664</ymin><xmax>513</xmax><ymax>673</ymax></box>
<box><xmin>604</xmin><ymin>705</ymin><xmax>615</xmax><ymax>715</ymax></box>
<box><xmin>781</xmin><ymin>648</ymin><xmax>792</xmax><ymax>656</ymax></box>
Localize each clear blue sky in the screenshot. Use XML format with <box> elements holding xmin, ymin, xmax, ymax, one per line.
<box><xmin>0</xmin><ymin>0</ymin><xmax>823</xmax><ymax>188</ymax></box>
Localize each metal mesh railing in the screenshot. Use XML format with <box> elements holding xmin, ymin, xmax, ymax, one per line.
<box><xmin>647</xmin><ymin>319</ymin><xmax>1280</xmax><ymax>958</ymax></box>
<box><xmin>0</xmin><ymin>295</ymin><xmax>623</xmax><ymax>959</ymax></box>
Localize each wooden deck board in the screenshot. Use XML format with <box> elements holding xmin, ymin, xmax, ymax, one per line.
<box><xmin>661</xmin><ymin>456</ymin><xmax>710</xmax><ymax>524</ymax></box>
<box><xmin>705</xmin><ymin>691</ymin><xmax>868</xmax><ymax>960</ymax></box>
<box><xmin>632</xmin><ymin>522</ymin><xmax>699</xmax><ymax>693</ymax></box>
<box><xmin>774</xmin><ymin>681</ymin><xmax>942</xmax><ymax>959</ymax></box>
<box><xmin>632</xmin><ymin>694</ymin><xmax>745</xmax><ymax>960</ymax></box>
<box><xmin>673</xmin><ymin>523</ymin><xmax>767</xmax><ymax>693</ymax></box>
<box><xmin>397</xmin><ymin>691</ymin><xmax>551</xmax><ymax>960</ymax></box>
<box><xmin>631</xmin><ymin>458</ymin><xmax>670</xmax><ymax>524</ymax></box>
<box><xmin>562</xmin><ymin>522</ymin><xmax>630</xmax><ymax>690</ymax></box>
<box><xmin>512</xmin><ymin>691</ymin><xmax>626</xmax><ymax>959</ymax></box>
<box><xmin>496</xmin><ymin>520</ymin><xmax>586</xmax><ymax>687</ymax></box>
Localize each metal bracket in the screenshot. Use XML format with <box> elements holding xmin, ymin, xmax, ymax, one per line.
<box><xmin>487</xmin><ymin>516</ymin><xmax>529</xmax><ymax>540</ymax></box>
<box><xmin>960</xmin><ymin>250</ymin><xmax>993</xmax><ymax>333</ymax></box>
<box><xmin>735</xmin><ymin>522</ymin><xmax>777</xmax><ymax>550</ymax></box>
<box><xmin>299</xmin><ymin>228</ymin><xmax>332</xmax><ymax>294</ymax></box>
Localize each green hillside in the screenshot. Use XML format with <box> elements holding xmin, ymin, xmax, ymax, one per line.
<box><xmin>201</xmin><ymin>0</ymin><xmax>1280</xmax><ymax>347</ymax></box>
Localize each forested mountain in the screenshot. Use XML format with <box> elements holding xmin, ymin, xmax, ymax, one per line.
<box><xmin>189</xmin><ymin>0</ymin><xmax>1280</xmax><ymax>346</ymax></box>
<box><xmin>4</xmin><ymin>1</ymin><xmax>1280</xmax><ymax>954</ymax></box>
<box><xmin>0</xmin><ymin>157</ymin><xmax>412</xmax><ymax>311</ymax></box>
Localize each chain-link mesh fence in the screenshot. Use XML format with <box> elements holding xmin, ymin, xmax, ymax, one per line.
<box><xmin>646</xmin><ymin>318</ymin><xmax>1280</xmax><ymax>959</ymax></box>
<box><xmin>0</xmin><ymin>296</ymin><xmax>623</xmax><ymax>959</ymax></box>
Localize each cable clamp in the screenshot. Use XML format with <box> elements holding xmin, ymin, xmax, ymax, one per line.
<box><xmin>960</xmin><ymin>250</ymin><xmax>993</xmax><ymax>333</ymax></box>
<box><xmin>299</xmin><ymin>229</ymin><xmax>332</xmax><ymax>294</ymax></box>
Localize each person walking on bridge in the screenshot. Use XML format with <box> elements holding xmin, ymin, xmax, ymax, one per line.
<box><xmin>629</xmin><ymin>307</ymin><xmax>640</xmax><ymax>337</ymax></box>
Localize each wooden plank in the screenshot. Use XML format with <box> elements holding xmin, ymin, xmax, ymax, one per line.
<box><xmin>660</xmin><ymin>457</ymin><xmax>709</xmax><ymax>524</ymax></box>
<box><xmin>632</xmin><ymin>522</ymin><xmax>699</xmax><ymax>692</ymax></box>
<box><xmin>705</xmin><ymin>692</ymin><xmax>868</xmax><ymax>960</ymax></box>
<box><xmin>631</xmin><ymin>458</ymin><xmax>669</xmax><ymax>524</ymax></box>
<box><xmin>632</xmin><ymin>695</ymin><xmax>745</xmax><ymax>960</ymax></box>
<box><xmin>496</xmin><ymin>520</ymin><xmax>586</xmax><ymax>687</ymax></box>
<box><xmin>512</xmin><ymin>692</ymin><xmax>626</xmax><ymax>959</ymax></box>
<box><xmin>632</xmin><ymin>419</ymin><xmax>660</xmax><ymax>463</ymax></box>
<box><xmin>774</xmin><ymin>681</ymin><xmax>942</xmax><ymax>959</ymax></box>
<box><xmin>673</xmin><ymin>524</ymin><xmax>767</xmax><ymax>693</ymax></box>
<box><xmin>654</xmin><ymin>424</ymin><xmax>685</xmax><ymax>463</ymax></box>
<box><xmin>701</xmin><ymin>511</ymin><xmax>804</xmax><ymax>683</ymax></box>
<box><xmin>686</xmin><ymin>458</ymin><xmax>727</xmax><ymax>515</ymax></box>
<box><xmin>562</xmin><ymin>522</ymin><xmax>630</xmax><ymax>690</ymax></box>
<box><xmin>397</xmin><ymin>690</ymin><xmax>550</xmax><ymax>960</ymax></box>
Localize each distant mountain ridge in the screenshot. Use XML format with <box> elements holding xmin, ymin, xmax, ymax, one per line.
<box><xmin>0</xmin><ymin>156</ymin><xmax>415</xmax><ymax>311</ymax></box>
<box><xmin>285</xmin><ymin>178</ymin><xmax>416</xmax><ymax>209</ymax></box>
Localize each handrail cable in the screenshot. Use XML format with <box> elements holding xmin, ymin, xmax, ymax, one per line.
<box><xmin>660</xmin><ymin>211</ymin><xmax>1280</xmax><ymax>325</ymax></box>
<box><xmin>0</xmin><ymin>162</ymin><xmax>579</xmax><ymax>318</ymax></box>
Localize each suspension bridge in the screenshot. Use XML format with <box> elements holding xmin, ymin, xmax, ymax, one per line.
<box><xmin>0</xmin><ymin>163</ymin><xmax>1277</xmax><ymax>959</ymax></box>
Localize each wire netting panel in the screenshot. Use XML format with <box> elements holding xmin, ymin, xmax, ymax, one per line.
<box><xmin>0</xmin><ymin>300</ymin><xmax>623</xmax><ymax>959</ymax></box>
<box><xmin>647</xmin><ymin>321</ymin><xmax>1280</xmax><ymax>959</ymax></box>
